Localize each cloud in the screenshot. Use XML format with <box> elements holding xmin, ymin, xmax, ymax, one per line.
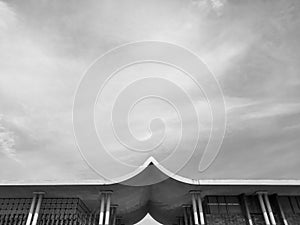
<box><xmin>0</xmin><ymin>0</ymin><xmax>93</xmax><ymax>181</ymax></box>
<box><xmin>0</xmin><ymin>1</ymin><xmax>16</xmax><ymax>31</ymax></box>
<box><xmin>0</xmin><ymin>0</ymin><xmax>300</xmax><ymax>182</ymax></box>
<box><xmin>0</xmin><ymin>115</ymin><xmax>18</xmax><ymax>161</ymax></box>
<box><xmin>241</xmin><ymin>103</ymin><xmax>300</xmax><ymax>120</ymax></box>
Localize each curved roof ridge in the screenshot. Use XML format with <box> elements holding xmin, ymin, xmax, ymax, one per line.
<box><xmin>1</xmin><ymin>157</ymin><xmax>300</xmax><ymax>186</ymax></box>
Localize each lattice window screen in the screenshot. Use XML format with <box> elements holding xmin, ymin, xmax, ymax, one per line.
<box><xmin>37</xmin><ymin>198</ymin><xmax>90</xmax><ymax>225</ymax></box>
<box><xmin>0</xmin><ymin>197</ymin><xmax>117</xmax><ymax>225</ymax></box>
<box><xmin>0</xmin><ymin>198</ymin><xmax>32</xmax><ymax>225</ymax></box>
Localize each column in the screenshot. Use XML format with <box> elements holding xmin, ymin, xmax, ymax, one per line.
<box><xmin>31</xmin><ymin>192</ymin><xmax>44</xmax><ymax>225</ymax></box>
<box><xmin>263</xmin><ymin>193</ymin><xmax>276</xmax><ymax>225</ymax></box>
<box><xmin>187</xmin><ymin>206</ymin><xmax>193</xmax><ymax>225</ymax></box>
<box><xmin>183</xmin><ymin>205</ymin><xmax>189</xmax><ymax>225</ymax></box>
<box><xmin>104</xmin><ymin>193</ymin><xmax>111</xmax><ymax>225</ymax></box>
<box><xmin>274</xmin><ymin>195</ymin><xmax>288</xmax><ymax>225</ymax></box>
<box><xmin>111</xmin><ymin>205</ymin><xmax>118</xmax><ymax>225</ymax></box>
<box><xmin>241</xmin><ymin>194</ymin><xmax>253</xmax><ymax>225</ymax></box>
<box><xmin>191</xmin><ymin>193</ymin><xmax>199</xmax><ymax>225</ymax></box>
<box><xmin>190</xmin><ymin>191</ymin><xmax>205</xmax><ymax>225</ymax></box>
<box><xmin>197</xmin><ymin>194</ymin><xmax>205</xmax><ymax>225</ymax></box>
<box><xmin>99</xmin><ymin>191</ymin><xmax>113</xmax><ymax>225</ymax></box>
<box><xmin>257</xmin><ymin>192</ymin><xmax>271</xmax><ymax>225</ymax></box>
<box><xmin>99</xmin><ymin>193</ymin><xmax>105</xmax><ymax>225</ymax></box>
<box><xmin>25</xmin><ymin>194</ymin><xmax>37</xmax><ymax>225</ymax></box>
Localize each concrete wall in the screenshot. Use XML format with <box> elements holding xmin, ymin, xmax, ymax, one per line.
<box><xmin>1</xmin><ymin>194</ymin><xmax>300</xmax><ymax>225</ymax></box>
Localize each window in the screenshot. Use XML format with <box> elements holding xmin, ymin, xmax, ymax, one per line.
<box><xmin>278</xmin><ymin>197</ymin><xmax>293</xmax><ymax>213</ymax></box>
<box><xmin>207</xmin><ymin>196</ymin><xmax>219</xmax><ymax>214</ymax></box>
<box><xmin>205</xmin><ymin>196</ymin><xmax>242</xmax><ymax>214</ymax></box>
<box><xmin>290</xmin><ymin>196</ymin><xmax>300</xmax><ymax>214</ymax></box>
<box><xmin>278</xmin><ymin>196</ymin><xmax>300</xmax><ymax>214</ymax></box>
<box><xmin>246</xmin><ymin>196</ymin><xmax>261</xmax><ymax>214</ymax></box>
<box><xmin>226</xmin><ymin>196</ymin><xmax>242</xmax><ymax>214</ymax></box>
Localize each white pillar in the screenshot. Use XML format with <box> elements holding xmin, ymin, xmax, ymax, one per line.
<box><xmin>111</xmin><ymin>206</ymin><xmax>117</xmax><ymax>225</ymax></box>
<box><xmin>183</xmin><ymin>206</ymin><xmax>189</xmax><ymax>225</ymax></box>
<box><xmin>274</xmin><ymin>195</ymin><xmax>288</xmax><ymax>225</ymax></box>
<box><xmin>258</xmin><ymin>193</ymin><xmax>271</xmax><ymax>225</ymax></box>
<box><xmin>241</xmin><ymin>195</ymin><xmax>253</xmax><ymax>225</ymax></box>
<box><xmin>197</xmin><ymin>194</ymin><xmax>205</xmax><ymax>225</ymax></box>
<box><xmin>99</xmin><ymin>194</ymin><xmax>105</xmax><ymax>225</ymax></box>
<box><xmin>31</xmin><ymin>193</ymin><xmax>44</xmax><ymax>225</ymax></box>
<box><xmin>191</xmin><ymin>194</ymin><xmax>199</xmax><ymax>225</ymax></box>
<box><xmin>188</xmin><ymin>206</ymin><xmax>193</xmax><ymax>225</ymax></box>
<box><xmin>263</xmin><ymin>194</ymin><xmax>276</xmax><ymax>225</ymax></box>
<box><xmin>104</xmin><ymin>193</ymin><xmax>111</xmax><ymax>225</ymax></box>
<box><xmin>25</xmin><ymin>194</ymin><xmax>37</xmax><ymax>225</ymax></box>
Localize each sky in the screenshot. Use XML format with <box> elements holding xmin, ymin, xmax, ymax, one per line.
<box><xmin>136</xmin><ymin>214</ymin><xmax>161</xmax><ymax>225</ymax></box>
<box><xmin>1</xmin><ymin>0</ymin><xmax>300</xmax><ymax>187</ymax></box>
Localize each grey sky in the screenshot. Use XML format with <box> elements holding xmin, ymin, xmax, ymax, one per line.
<box><xmin>0</xmin><ymin>0</ymin><xmax>300</xmax><ymax>184</ymax></box>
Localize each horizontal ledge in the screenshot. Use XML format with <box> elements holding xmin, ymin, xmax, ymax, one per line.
<box><xmin>1</xmin><ymin>179</ymin><xmax>300</xmax><ymax>186</ymax></box>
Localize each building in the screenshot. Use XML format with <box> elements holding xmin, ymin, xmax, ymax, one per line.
<box><xmin>0</xmin><ymin>164</ymin><xmax>300</xmax><ymax>225</ymax></box>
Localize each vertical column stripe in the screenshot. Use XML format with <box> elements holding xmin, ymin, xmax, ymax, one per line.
<box><xmin>31</xmin><ymin>194</ymin><xmax>43</xmax><ymax>225</ymax></box>
<box><xmin>188</xmin><ymin>206</ymin><xmax>193</xmax><ymax>225</ymax></box>
<box><xmin>274</xmin><ymin>195</ymin><xmax>288</xmax><ymax>225</ymax></box>
<box><xmin>183</xmin><ymin>206</ymin><xmax>189</xmax><ymax>225</ymax></box>
<box><xmin>241</xmin><ymin>195</ymin><xmax>253</xmax><ymax>225</ymax></box>
<box><xmin>263</xmin><ymin>194</ymin><xmax>276</xmax><ymax>225</ymax></box>
<box><xmin>25</xmin><ymin>194</ymin><xmax>37</xmax><ymax>225</ymax></box>
<box><xmin>104</xmin><ymin>194</ymin><xmax>111</xmax><ymax>225</ymax></box>
<box><xmin>258</xmin><ymin>193</ymin><xmax>271</xmax><ymax>225</ymax></box>
<box><xmin>111</xmin><ymin>207</ymin><xmax>117</xmax><ymax>225</ymax></box>
<box><xmin>192</xmin><ymin>194</ymin><xmax>200</xmax><ymax>225</ymax></box>
<box><xmin>99</xmin><ymin>194</ymin><xmax>105</xmax><ymax>225</ymax></box>
<box><xmin>197</xmin><ymin>194</ymin><xmax>205</xmax><ymax>225</ymax></box>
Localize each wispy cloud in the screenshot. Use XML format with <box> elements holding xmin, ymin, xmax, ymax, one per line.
<box><xmin>0</xmin><ymin>0</ymin><xmax>300</xmax><ymax>181</ymax></box>
<box><xmin>0</xmin><ymin>115</ymin><xmax>18</xmax><ymax>161</ymax></box>
<box><xmin>0</xmin><ymin>1</ymin><xmax>16</xmax><ymax>31</ymax></box>
<box><xmin>241</xmin><ymin>102</ymin><xmax>300</xmax><ymax>120</ymax></box>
